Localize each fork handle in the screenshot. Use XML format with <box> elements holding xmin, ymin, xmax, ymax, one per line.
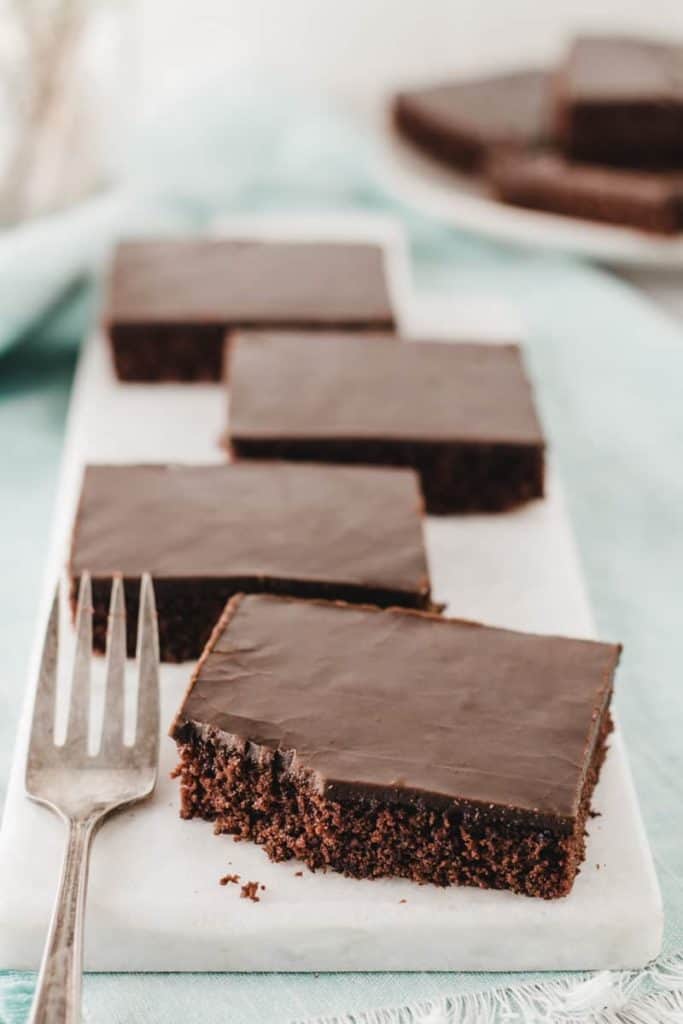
<box><xmin>29</xmin><ymin>816</ymin><xmax>97</xmax><ymax>1024</ymax></box>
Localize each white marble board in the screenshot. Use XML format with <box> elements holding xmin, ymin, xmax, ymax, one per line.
<box><xmin>0</xmin><ymin>214</ymin><xmax>662</xmax><ymax>971</ymax></box>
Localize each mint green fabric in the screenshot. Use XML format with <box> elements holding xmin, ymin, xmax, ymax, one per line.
<box><xmin>1</xmin><ymin>95</ymin><xmax>682</xmax><ymax>1022</ymax></box>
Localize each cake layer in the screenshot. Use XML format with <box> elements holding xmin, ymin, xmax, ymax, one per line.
<box><xmin>393</xmin><ymin>69</ymin><xmax>552</xmax><ymax>173</ymax></box>
<box><xmin>174</xmin><ymin>707</ymin><xmax>612</xmax><ymax>900</ymax></box>
<box><xmin>489</xmin><ymin>152</ymin><xmax>683</xmax><ymax>234</ymax></box>
<box><xmin>228</xmin><ymin>332</ymin><xmax>545</xmax><ymax>513</ymax></box>
<box><xmin>171</xmin><ymin>594</ymin><xmax>619</xmax><ymax>897</ymax></box>
<box><xmin>69</xmin><ymin>463</ymin><xmax>431</xmax><ymax>660</ymax></box>
<box><xmin>555</xmin><ymin>36</ymin><xmax>683</xmax><ymax>166</ymax></box>
<box><xmin>105</xmin><ymin>239</ymin><xmax>395</xmax><ymax>381</ymax></box>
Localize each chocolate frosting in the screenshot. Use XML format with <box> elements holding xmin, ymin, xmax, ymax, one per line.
<box><xmin>229</xmin><ymin>333</ymin><xmax>544</xmax><ymax>446</ymax></box>
<box><xmin>173</xmin><ymin>594</ymin><xmax>620</xmax><ymax>821</ymax></box>
<box><xmin>70</xmin><ymin>463</ymin><xmax>430</xmax><ymax>599</ymax></box>
<box><xmin>490</xmin><ymin>152</ymin><xmax>683</xmax><ymax>205</ymax></box>
<box><xmin>105</xmin><ymin>239</ymin><xmax>394</xmax><ymax>327</ymax></box>
<box><xmin>395</xmin><ymin>70</ymin><xmax>553</xmax><ymax>152</ymax></box>
<box><xmin>563</xmin><ymin>36</ymin><xmax>683</xmax><ymax>102</ymax></box>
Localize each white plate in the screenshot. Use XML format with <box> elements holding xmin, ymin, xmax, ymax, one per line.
<box><xmin>377</xmin><ymin>114</ymin><xmax>683</xmax><ymax>269</ymax></box>
<box><xmin>0</xmin><ymin>214</ymin><xmax>662</xmax><ymax>971</ymax></box>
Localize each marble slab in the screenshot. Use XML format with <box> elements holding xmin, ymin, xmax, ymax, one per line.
<box><xmin>0</xmin><ymin>214</ymin><xmax>662</xmax><ymax>971</ymax></box>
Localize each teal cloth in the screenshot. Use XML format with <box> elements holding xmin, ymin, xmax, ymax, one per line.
<box><xmin>2</xmin><ymin>91</ymin><xmax>683</xmax><ymax>1022</ymax></box>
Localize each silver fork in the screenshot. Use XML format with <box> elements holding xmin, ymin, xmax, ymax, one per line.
<box><xmin>25</xmin><ymin>572</ymin><xmax>160</xmax><ymax>1024</ymax></box>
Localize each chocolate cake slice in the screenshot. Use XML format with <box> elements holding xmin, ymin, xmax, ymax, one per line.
<box><xmin>105</xmin><ymin>239</ymin><xmax>395</xmax><ymax>381</ymax></box>
<box><xmin>393</xmin><ymin>69</ymin><xmax>553</xmax><ymax>173</ymax></box>
<box><xmin>227</xmin><ymin>332</ymin><xmax>545</xmax><ymax>514</ymax></box>
<box><xmin>489</xmin><ymin>152</ymin><xmax>683</xmax><ymax>234</ymax></box>
<box><xmin>555</xmin><ymin>36</ymin><xmax>683</xmax><ymax>167</ymax></box>
<box><xmin>171</xmin><ymin>594</ymin><xmax>620</xmax><ymax>899</ymax></box>
<box><xmin>68</xmin><ymin>463</ymin><xmax>431</xmax><ymax>662</ymax></box>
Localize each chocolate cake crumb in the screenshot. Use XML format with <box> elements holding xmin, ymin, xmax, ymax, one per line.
<box><xmin>171</xmin><ymin>594</ymin><xmax>619</xmax><ymax>899</ymax></box>
<box><xmin>228</xmin><ymin>333</ymin><xmax>545</xmax><ymax>515</ymax></box>
<box><xmin>106</xmin><ymin>239</ymin><xmax>395</xmax><ymax>383</ymax></box>
<box><xmin>393</xmin><ymin>70</ymin><xmax>552</xmax><ymax>174</ymax></box>
<box><xmin>70</xmin><ymin>463</ymin><xmax>433</xmax><ymax>663</ymax></box>
<box><xmin>295</xmin><ymin>871</ymin><xmax>303</xmax><ymax>877</ymax></box>
<box><xmin>219</xmin><ymin>873</ymin><xmax>240</xmax><ymax>886</ymax></box>
<box><xmin>399</xmin><ymin>899</ymin><xmax>407</xmax><ymax>904</ymax></box>
<box><xmin>240</xmin><ymin>881</ymin><xmax>261</xmax><ymax>902</ymax></box>
<box><xmin>174</xmin><ymin>711</ymin><xmax>611</xmax><ymax>899</ymax></box>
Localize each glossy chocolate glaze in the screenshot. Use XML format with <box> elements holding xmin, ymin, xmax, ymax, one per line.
<box><xmin>228</xmin><ymin>333</ymin><xmax>544</xmax><ymax>446</ymax></box>
<box><xmin>561</xmin><ymin>36</ymin><xmax>683</xmax><ymax>103</ymax></box>
<box><xmin>69</xmin><ymin>463</ymin><xmax>430</xmax><ymax>602</ymax></box>
<box><xmin>394</xmin><ymin>69</ymin><xmax>553</xmax><ymax>171</ymax></box>
<box><xmin>172</xmin><ymin>594</ymin><xmax>620</xmax><ymax>822</ymax></box>
<box><xmin>104</xmin><ymin>239</ymin><xmax>395</xmax><ymax>328</ymax></box>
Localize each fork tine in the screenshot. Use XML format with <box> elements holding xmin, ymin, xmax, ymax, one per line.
<box><xmin>27</xmin><ymin>586</ymin><xmax>60</xmax><ymax>761</ymax></box>
<box><xmin>134</xmin><ymin>574</ymin><xmax>159</xmax><ymax>765</ymax></box>
<box><xmin>100</xmin><ymin>576</ymin><xmax>126</xmax><ymax>757</ymax></box>
<box><xmin>64</xmin><ymin>572</ymin><xmax>92</xmax><ymax>751</ymax></box>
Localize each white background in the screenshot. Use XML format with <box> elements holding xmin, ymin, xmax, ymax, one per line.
<box><xmin>137</xmin><ymin>0</ymin><xmax>683</xmax><ymax>113</ymax></box>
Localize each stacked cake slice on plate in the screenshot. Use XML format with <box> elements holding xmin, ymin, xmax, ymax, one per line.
<box><xmin>394</xmin><ymin>34</ymin><xmax>683</xmax><ymax>234</ymax></box>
